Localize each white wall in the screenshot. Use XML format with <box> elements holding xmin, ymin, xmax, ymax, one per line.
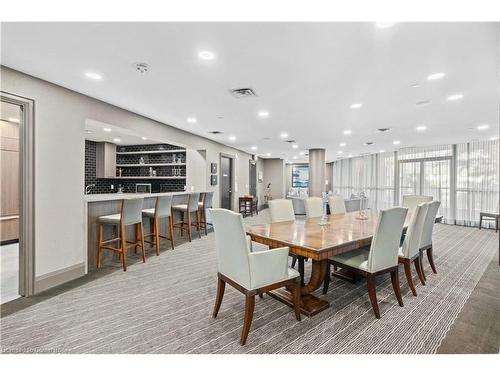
<box><xmin>1</xmin><ymin>66</ymin><xmax>253</xmax><ymax>280</ymax></box>
<box><xmin>262</xmin><ymin>158</ymin><xmax>286</xmax><ymax>199</ymax></box>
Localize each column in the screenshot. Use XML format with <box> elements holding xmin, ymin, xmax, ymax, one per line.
<box><xmin>308</xmin><ymin>148</ymin><xmax>326</xmax><ymax>197</ymax></box>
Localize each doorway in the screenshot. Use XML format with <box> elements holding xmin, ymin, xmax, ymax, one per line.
<box><xmin>0</xmin><ymin>92</ymin><xmax>35</xmax><ymax>302</ymax></box>
<box><xmin>220</xmin><ymin>155</ymin><xmax>233</xmax><ymax>210</ymax></box>
<box><xmin>249</xmin><ymin>160</ymin><xmax>257</xmax><ymax>197</ymax></box>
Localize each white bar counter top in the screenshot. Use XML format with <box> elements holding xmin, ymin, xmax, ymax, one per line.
<box><xmin>84</xmin><ymin>191</ymin><xmax>204</xmax><ymax>202</ymax></box>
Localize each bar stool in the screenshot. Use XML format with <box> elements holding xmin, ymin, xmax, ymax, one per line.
<box><xmin>97</xmin><ymin>198</ymin><xmax>145</xmax><ymax>272</ymax></box>
<box><xmin>198</xmin><ymin>191</ymin><xmax>214</xmax><ymax>235</ymax></box>
<box><xmin>142</xmin><ymin>195</ymin><xmax>175</xmax><ymax>255</ymax></box>
<box><xmin>172</xmin><ymin>192</ymin><xmax>201</xmax><ymax>242</ymax></box>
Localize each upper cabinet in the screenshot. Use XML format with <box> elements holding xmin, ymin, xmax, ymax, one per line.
<box><xmin>95</xmin><ymin>142</ymin><xmax>116</xmax><ymax>178</ymax></box>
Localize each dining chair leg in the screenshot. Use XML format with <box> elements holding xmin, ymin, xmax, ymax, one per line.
<box><xmin>292</xmin><ymin>282</ymin><xmax>302</xmax><ymax>321</ymax></box>
<box><xmin>479</xmin><ymin>214</ymin><xmax>483</xmax><ymax>229</ymax></box>
<box><xmin>168</xmin><ymin>216</ymin><xmax>175</xmax><ymax>249</ymax></box>
<box><xmin>154</xmin><ymin>218</ymin><xmax>160</xmax><ymax>256</ymax></box>
<box><xmin>403</xmin><ymin>260</ymin><xmax>417</xmax><ymax>296</ymax></box>
<box><xmin>366</xmin><ymin>275</ymin><xmax>380</xmax><ymax>319</ymax></box>
<box><xmin>120</xmin><ymin>224</ymin><xmax>127</xmax><ymax>272</ymax></box>
<box><xmin>187</xmin><ymin>211</ymin><xmax>192</xmax><ymax>242</ymax></box>
<box><xmin>139</xmin><ymin>223</ymin><xmax>146</xmax><ymax>263</ymax></box>
<box><xmin>291</xmin><ymin>255</ymin><xmax>297</xmax><ymax>269</ymax></box>
<box><xmin>240</xmin><ymin>295</ymin><xmax>255</xmax><ymax>345</ymax></box>
<box><xmin>96</xmin><ymin>223</ymin><xmax>103</xmax><ymax>269</ymax></box>
<box><xmin>414</xmin><ymin>256</ymin><xmax>425</xmax><ymax>285</ymax></box>
<box><xmin>419</xmin><ymin>249</ymin><xmax>426</xmax><ymax>281</ymax></box>
<box><xmin>427</xmin><ymin>246</ymin><xmax>437</xmax><ymax>274</ymax></box>
<box><xmin>212</xmin><ymin>276</ymin><xmax>226</xmax><ymax>318</ymax></box>
<box><xmin>322</xmin><ymin>263</ymin><xmax>331</xmax><ymax>295</ymax></box>
<box><xmin>390</xmin><ymin>270</ymin><xmax>404</xmax><ymax>307</ymax></box>
<box><xmin>258</xmin><ymin>293</ymin><xmax>264</xmax><ymax>299</ymax></box>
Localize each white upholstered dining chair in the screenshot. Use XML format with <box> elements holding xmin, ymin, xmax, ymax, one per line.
<box><xmin>304</xmin><ymin>197</ymin><xmax>323</xmax><ymax>218</ymax></box>
<box><xmin>328</xmin><ymin>195</ymin><xmax>346</xmax><ymax>214</ymax></box>
<box><xmin>323</xmin><ymin>207</ymin><xmax>408</xmax><ymax>319</ymax></box>
<box><xmin>398</xmin><ymin>202</ymin><xmax>429</xmax><ymax>296</ymax></box>
<box><xmin>402</xmin><ymin>195</ymin><xmax>432</xmax><ymax>213</ymax></box>
<box><xmin>419</xmin><ymin>200</ymin><xmax>441</xmax><ymax>278</ymax></box>
<box><xmin>210</xmin><ymin>208</ymin><xmax>301</xmax><ymax>345</ymax></box>
<box><xmin>268</xmin><ymin>199</ymin><xmax>295</xmax><ymax>223</ymax></box>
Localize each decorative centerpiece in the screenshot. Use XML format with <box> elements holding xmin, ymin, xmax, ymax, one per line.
<box><xmin>356</xmin><ymin>191</ymin><xmax>368</xmax><ymax>220</ymax></box>
<box><xmin>319</xmin><ymin>192</ymin><xmax>329</xmax><ymax>225</ymax></box>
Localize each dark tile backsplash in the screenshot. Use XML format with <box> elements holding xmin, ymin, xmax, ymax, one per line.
<box><xmin>85</xmin><ymin>140</ymin><xmax>186</xmax><ymax>194</ymax></box>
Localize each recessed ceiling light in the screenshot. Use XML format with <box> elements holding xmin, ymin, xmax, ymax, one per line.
<box><xmin>477</xmin><ymin>124</ymin><xmax>490</xmax><ymax>131</ymax></box>
<box><xmin>339</xmin><ymin>142</ymin><xmax>346</xmax><ymax>147</ymax></box>
<box><xmin>85</xmin><ymin>130</ymin><xmax>93</xmax><ymax>134</ymax></box>
<box><xmin>376</xmin><ymin>22</ymin><xmax>396</xmax><ymax>29</ymax></box>
<box><xmin>7</xmin><ymin>117</ymin><xmax>19</xmax><ymax>123</ymax></box>
<box><xmin>411</xmin><ymin>83</ymin><xmax>420</xmax><ymax>88</ymax></box>
<box><xmin>343</xmin><ymin>130</ymin><xmax>352</xmax><ymax>135</ymax></box>
<box><xmin>292</xmin><ymin>144</ymin><xmax>299</xmax><ymax>149</ymax></box>
<box><xmin>293</xmin><ymin>156</ymin><xmax>298</xmax><ymax>160</ymax></box>
<box><xmin>447</xmin><ymin>93</ymin><xmax>464</xmax><ymax>101</ymax></box>
<box><xmin>348</xmin><ymin>154</ymin><xmax>353</xmax><ymax>158</ymax></box>
<box><xmin>338</xmin><ymin>150</ymin><xmax>344</xmax><ymax>154</ymax></box>
<box><xmin>379</xmin><ymin>149</ymin><xmax>385</xmax><ymax>153</ymax></box>
<box><xmin>229</xmin><ymin>135</ymin><xmax>236</xmax><ymax>141</ymax></box>
<box><xmin>416</xmin><ymin>125</ymin><xmax>427</xmax><ymax>131</ymax></box>
<box><xmin>350</xmin><ymin>103</ymin><xmax>363</xmax><ymax>109</ymax></box>
<box><xmin>258</xmin><ymin>111</ymin><xmax>269</xmax><ymax>118</ymax></box>
<box><xmin>280</xmin><ymin>132</ymin><xmax>289</xmax><ymax>139</ymax></box>
<box><xmin>141</xmin><ymin>136</ymin><xmax>148</xmax><ymax>140</ymax></box>
<box><xmin>251</xmin><ymin>146</ymin><xmax>257</xmax><ymax>151</ymax></box>
<box><xmin>427</xmin><ymin>72</ymin><xmax>446</xmax><ymax>81</ymax></box>
<box><xmin>187</xmin><ymin>117</ymin><xmax>197</xmax><ymax>124</ymax></box>
<box><xmin>266</xmin><ymin>153</ymin><xmax>271</xmax><ymax>157</ymax></box>
<box><xmin>393</xmin><ymin>140</ymin><xmax>401</xmax><ymax>145</ymax></box>
<box><xmin>113</xmin><ymin>138</ymin><xmax>121</xmax><ymax>142</ymax></box>
<box><xmin>198</xmin><ymin>51</ymin><xmax>215</xmax><ymax>60</ymax></box>
<box><xmin>489</xmin><ymin>136</ymin><xmax>498</xmax><ymax>141</ymax></box>
<box><xmin>299</xmin><ymin>151</ymin><xmax>305</xmax><ymax>156</ymax></box>
<box><xmin>103</xmin><ymin>128</ymin><xmax>112</xmax><ymax>132</ymax></box>
<box><xmin>85</xmin><ymin>71</ymin><xmax>102</xmax><ymax>80</ymax></box>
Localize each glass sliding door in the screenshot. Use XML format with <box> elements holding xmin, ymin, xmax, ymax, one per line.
<box><xmin>399</xmin><ymin>161</ymin><xmax>421</xmax><ymax>197</ymax></box>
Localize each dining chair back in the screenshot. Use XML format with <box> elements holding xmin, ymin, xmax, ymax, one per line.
<box><xmin>367</xmin><ymin>207</ymin><xmax>408</xmax><ymax>273</ymax></box>
<box><xmin>304</xmin><ymin>197</ymin><xmax>323</xmax><ymax>218</ymax></box>
<box><xmin>402</xmin><ymin>195</ymin><xmax>432</xmax><ymax>213</ymax></box>
<box><xmin>400</xmin><ymin>203</ymin><xmax>428</xmax><ymax>259</ymax></box>
<box><xmin>328</xmin><ymin>195</ymin><xmax>346</xmax><ymax>214</ymax></box>
<box><xmin>420</xmin><ymin>200</ymin><xmax>441</xmax><ymax>249</ymax></box>
<box><xmin>269</xmin><ymin>199</ymin><xmax>295</xmax><ymax>223</ymax></box>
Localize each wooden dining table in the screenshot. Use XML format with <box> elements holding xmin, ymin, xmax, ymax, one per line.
<box><xmin>246</xmin><ymin>209</ymin><xmax>411</xmax><ymax>317</ymax></box>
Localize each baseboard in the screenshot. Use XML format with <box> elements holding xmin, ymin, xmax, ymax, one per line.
<box><xmin>34</xmin><ymin>262</ymin><xmax>86</xmax><ymax>294</ymax></box>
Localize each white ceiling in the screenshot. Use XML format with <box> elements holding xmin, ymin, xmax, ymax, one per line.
<box><xmin>1</xmin><ymin>22</ymin><xmax>499</xmax><ymax>162</ymax></box>
<box><xmin>85</xmin><ymin>119</ymin><xmax>162</xmax><ymax>146</ymax></box>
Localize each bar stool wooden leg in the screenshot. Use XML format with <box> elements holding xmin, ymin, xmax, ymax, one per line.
<box><xmin>154</xmin><ymin>218</ymin><xmax>160</xmax><ymax>255</ymax></box>
<box><xmin>202</xmin><ymin>208</ymin><xmax>208</xmax><ymax>235</ymax></box>
<box><xmin>187</xmin><ymin>211</ymin><xmax>192</xmax><ymax>242</ymax></box>
<box><xmin>196</xmin><ymin>210</ymin><xmax>202</xmax><ymax>238</ymax></box>
<box><xmin>97</xmin><ymin>223</ymin><xmax>103</xmax><ymax>269</ymax></box>
<box><xmin>120</xmin><ymin>223</ymin><xmax>127</xmax><ymax>272</ymax></box>
<box><xmin>168</xmin><ymin>215</ymin><xmax>175</xmax><ymax>249</ymax></box>
<box><xmin>139</xmin><ymin>223</ymin><xmax>146</xmax><ymax>263</ymax></box>
<box><xmin>134</xmin><ymin>223</ymin><xmax>139</xmax><ymax>254</ymax></box>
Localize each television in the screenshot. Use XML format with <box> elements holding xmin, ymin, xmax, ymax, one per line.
<box><xmin>292</xmin><ymin>165</ymin><xmax>309</xmax><ymax>188</ymax></box>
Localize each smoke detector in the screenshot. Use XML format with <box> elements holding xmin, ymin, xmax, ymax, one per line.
<box><xmin>135</xmin><ymin>63</ymin><xmax>150</xmax><ymax>74</ymax></box>
<box><xmin>230</xmin><ymin>87</ymin><xmax>257</xmax><ymax>99</ymax></box>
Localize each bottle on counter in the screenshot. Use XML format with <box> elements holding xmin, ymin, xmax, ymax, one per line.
<box><xmin>149</xmin><ymin>167</ymin><xmax>153</xmax><ymax>176</ymax></box>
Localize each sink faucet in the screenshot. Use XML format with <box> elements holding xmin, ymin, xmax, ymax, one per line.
<box><xmin>85</xmin><ymin>184</ymin><xmax>95</xmax><ymax>194</ymax></box>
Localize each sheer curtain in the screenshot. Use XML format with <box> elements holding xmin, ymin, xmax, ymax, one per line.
<box><xmin>456</xmin><ymin>140</ymin><xmax>499</xmax><ymax>227</ymax></box>
<box><xmin>376</xmin><ymin>152</ymin><xmax>395</xmax><ymax>209</ymax></box>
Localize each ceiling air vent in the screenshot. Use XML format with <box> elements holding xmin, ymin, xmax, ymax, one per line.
<box><xmin>284</xmin><ymin>140</ymin><xmax>296</xmax><ymax>143</ymax></box>
<box><xmin>209</xmin><ymin>131</ymin><xmax>223</xmax><ymax>135</ymax></box>
<box><xmin>230</xmin><ymin>87</ymin><xmax>257</xmax><ymax>99</ymax></box>
<box><xmin>364</xmin><ymin>141</ymin><xmax>375</xmax><ymax>146</ymax></box>
<box><xmin>416</xmin><ymin>100</ymin><xmax>431</xmax><ymax>106</ymax></box>
<box><xmin>377</xmin><ymin>127</ymin><xmax>391</xmax><ymax>132</ymax></box>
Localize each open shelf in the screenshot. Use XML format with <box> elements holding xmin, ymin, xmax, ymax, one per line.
<box><xmin>108</xmin><ymin>176</ymin><xmax>186</xmax><ymax>180</ymax></box>
<box><xmin>116</xmin><ymin>150</ymin><xmax>186</xmax><ymax>155</ymax></box>
<box><xmin>116</xmin><ymin>163</ymin><xmax>186</xmax><ymax>167</ymax></box>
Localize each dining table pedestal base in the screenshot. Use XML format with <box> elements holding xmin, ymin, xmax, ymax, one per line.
<box><xmin>268</xmin><ymin>288</ymin><xmax>330</xmax><ymax>317</ymax></box>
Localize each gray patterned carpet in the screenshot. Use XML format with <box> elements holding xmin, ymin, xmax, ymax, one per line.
<box><xmin>0</xmin><ymin>210</ymin><xmax>497</xmax><ymax>354</ymax></box>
